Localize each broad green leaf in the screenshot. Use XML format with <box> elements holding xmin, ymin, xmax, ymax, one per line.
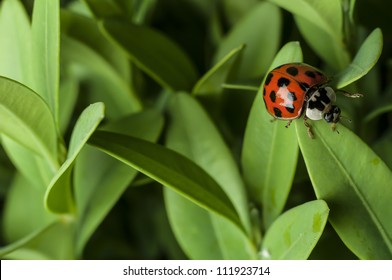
<box><xmin>32</xmin><ymin>0</ymin><xmax>60</xmax><ymax>124</ymax></box>
<box><xmin>241</xmin><ymin>42</ymin><xmax>302</xmax><ymax>229</ymax></box>
<box><xmin>61</xmin><ymin>10</ymin><xmax>131</xmax><ymax>83</ymax></box>
<box><xmin>269</xmin><ymin>0</ymin><xmax>350</xmax><ymax>69</ymax></box>
<box><xmin>1</xmin><ymin>220</ymin><xmax>75</xmax><ymax>260</ymax></box>
<box><xmin>192</xmin><ymin>44</ymin><xmax>245</xmax><ymax>95</ymax></box>
<box><xmin>88</xmin><ymin>130</ymin><xmax>246</xmax><ymax>234</ymax></box>
<box><xmin>45</xmin><ymin>103</ymin><xmax>105</xmax><ymax>214</ymax></box>
<box><xmin>74</xmin><ymin>110</ymin><xmax>164</xmax><ymax>256</ymax></box>
<box><xmin>296</xmin><ymin>16</ymin><xmax>349</xmax><ymax>69</ymax></box>
<box><xmin>334</xmin><ymin>28</ymin><xmax>383</xmax><ymax>89</ymax></box>
<box><xmin>221</xmin><ymin>0</ymin><xmax>259</xmax><ymax>26</ymax></box>
<box><xmin>0</xmin><ymin>1</ymin><xmax>57</xmax><ymax>187</ymax></box>
<box><xmin>261</xmin><ymin>200</ymin><xmax>329</xmax><ymax>260</ymax></box>
<box><xmin>59</xmin><ymin>65</ymin><xmax>79</xmax><ymax>134</ymax></box>
<box><xmin>165</xmin><ymin>93</ymin><xmax>256</xmax><ymax>259</ymax></box>
<box><xmin>61</xmin><ymin>35</ymin><xmax>141</xmax><ymax>115</ymax></box>
<box><xmin>82</xmin><ymin>0</ymin><xmax>122</xmax><ymax>19</ymax></box>
<box><xmin>268</xmin><ymin>0</ymin><xmax>342</xmax><ymax>39</ymax></box>
<box><xmin>214</xmin><ymin>2</ymin><xmax>281</xmax><ymax>80</ymax></box>
<box><xmin>373</xmin><ymin>130</ymin><xmax>392</xmax><ymax>170</ymax></box>
<box><xmin>101</xmin><ymin>19</ymin><xmax>198</xmax><ymax>91</ymax></box>
<box><xmin>164</xmin><ymin>189</ymin><xmax>224</xmax><ymax>259</ymax></box>
<box><xmin>0</xmin><ymin>222</ymin><xmax>57</xmax><ymax>259</ymax></box>
<box><xmin>0</xmin><ymin>136</ymin><xmax>54</xmax><ymax>189</ymax></box>
<box><xmin>0</xmin><ymin>77</ymin><xmax>58</xmax><ymax>170</ymax></box>
<box><xmin>0</xmin><ymin>0</ymin><xmax>33</xmax><ymax>88</ymax></box>
<box><xmin>296</xmin><ymin>120</ymin><xmax>392</xmax><ymax>259</ymax></box>
<box><xmin>3</xmin><ymin>174</ymin><xmax>55</xmax><ymax>243</ymax></box>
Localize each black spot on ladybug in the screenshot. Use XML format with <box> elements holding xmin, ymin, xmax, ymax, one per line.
<box><xmin>299</xmin><ymin>82</ymin><xmax>310</xmax><ymax>91</ymax></box>
<box><xmin>265</xmin><ymin>73</ymin><xmax>273</xmax><ymax>85</ymax></box>
<box><xmin>277</xmin><ymin>77</ymin><xmax>290</xmax><ymax>87</ymax></box>
<box><xmin>273</xmin><ymin>107</ymin><xmax>282</xmax><ymax>118</ymax></box>
<box><xmin>263</xmin><ymin>88</ymin><xmax>266</xmax><ymax>96</ymax></box>
<box><xmin>269</xmin><ymin>91</ymin><xmax>276</xmax><ymax>102</ymax></box>
<box><xmin>285</xmin><ymin>104</ymin><xmax>295</xmax><ymax>113</ymax></box>
<box><xmin>305</xmin><ymin>71</ymin><xmax>316</xmax><ymax>79</ymax></box>
<box><xmin>287</xmin><ymin>92</ymin><xmax>297</xmax><ymax>101</ymax></box>
<box><xmin>286</xmin><ymin>67</ymin><xmax>298</xmax><ymax>76</ymax></box>
<box><xmin>316</xmin><ymin>71</ymin><xmax>323</xmax><ymax>76</ymax></box>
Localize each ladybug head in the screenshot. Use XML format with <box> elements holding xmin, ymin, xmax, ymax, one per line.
<box><xmin>324</xmin><ymin>105</ymin><xmax>341</xmax><ymax>131</ymax></box>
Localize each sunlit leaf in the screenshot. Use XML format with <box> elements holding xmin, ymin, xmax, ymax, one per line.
<box><xmin>45</xmin><ymin>103</ymin><xmax>105</xmax><ymax>214</ymax></box>
<box><xmin>241</xmin><ymin>41</ymin><xmax>302</xmax><ymax>228</ymax></box>
<box><xmin>89</xmin><ymin>130</ymin><xmax>246</xmax><ymax>234</ymax></box>
<box><xmin>296</xmin><ymin>120</ymin><xmax>392</xmax><ymax>259</ymax></box>
<box><xmin>261</xmin><ymin>200</ymin><xmax>329</xmax><ymax>260</ymax></box>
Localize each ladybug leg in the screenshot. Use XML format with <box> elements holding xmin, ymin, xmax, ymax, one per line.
<box><xmin>285</xmin><ymin>120</ymin><xmax>292</xmax><ymax>128</ymax></box>
<box><xmin>303</xmin><ymin>116</ymin><xmax>314</xmax><ymax>139</ymax></box>
<box><xmin>336</xmin><ymin>89</ymin><xmax>363</xmax><ymax>98</ymax></box>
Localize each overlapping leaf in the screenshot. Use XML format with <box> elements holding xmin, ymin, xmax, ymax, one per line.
<box><xmin>241</xmin><ymin>42</ymin><xmax>302</xmax><ymax>228</ymax></box>
<box><xmin>296</xmin><ymin>121</ymin><xmax>392</xmax><ymax>259</ymax></box>
<box><xmin>45</xmin><ymin>103</ymin><xmax>105</xmax><ymax>214</ymax></box>
<box><xmin>165</xmin><ymin>93</ymin><xmax>256</xmax><ymax>259</ymax></box>
<box><xmin>261</xmin><ymin>200</ymin><xmax>329</xmax><ymax>259</ymax></box>
<box><xmin>89</xmin><ymin>130</ymin><xmax>246</xmax><ymax>235</ymax></box>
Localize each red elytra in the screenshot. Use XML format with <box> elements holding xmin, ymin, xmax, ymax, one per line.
<box><xmin>262</xmin><ymin>63</ymin><xmax>329</xmax><ymax>120</ymax></box>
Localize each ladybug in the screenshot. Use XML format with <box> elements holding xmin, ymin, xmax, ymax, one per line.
<box><xmin>262</xmin><ymin>63</ymin><xmax>360</xmax><ymax>138</ymax></box>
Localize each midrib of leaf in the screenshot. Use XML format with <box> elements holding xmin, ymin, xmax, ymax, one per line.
<box><xmin>315</xmin><ymin>131</ymin><xmax>392</xmax><ymax>253</ymax></box>
<box><xmin>280</xmin><ymin>232</ymin><xmax>304</xmax><ymax>259</ymax></box>
<box><xmin>92</xmin><ymin>138</ymin><xmax>243</xmax><ymax>231</ymax></box>
<box><xmin>263</xmin><ymin>121</ymin><xmax>279</xmax><ymax>204</ymax></box>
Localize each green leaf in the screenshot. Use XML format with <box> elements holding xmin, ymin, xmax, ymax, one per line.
<box><xmin>100</xmin><ymin>19</ymin><xmax>198</xmax><ymax>91</ymax></box>
<box><xmin>261</xmin><ymin>200</ymin><xmax>329</xmax><ymax>260</ymax></box>
<box><xmin>0</xmin><ymin>0</ymin><xmax>33</xmax><ymax>87</ymax></box>
<box><xmin>82</xmin><ymin>0</ymin><xmax>122</xmax><ymax>19</ymax></box>
<box><xmin>268</xmin><ymin>0</ymin><xmax>342</xmax><ymax>39</ymax></box>
<box><xmin>45</xmin><ymin>103</ymin><xmax>105</xmax><ymax>214</ymax></box>
<box><xmin>3</xmin><ymin>174</ymin><xmax>55</xmax><ymax>243</ymax></box>
<box><xmin>373</xmin><ymin>130</ymin><xmax>392</xmax><ymax>170</ymax></box>
<box><xmin>214</xmin><ymin>1</ymin><xmax>282</xmax><ymax>80</ymax></box>
<box><xmin>0</xmin><ymin>136</ymin><xmax>54</xmax><ymax>189</ymax></box>
<box><xmin>61</xmin><ymin>10</ymin><xmax>131</xmax><ymax>83</ymax></box>
<box><xmin>0</xmin><ymin>77</ymin><xmax>58</xmax><ymax>170</ymax></box>
<box><xmin>295</xmin><ymin>120</ymin><xmax>392</xmax><ymax>259</ymax></box>
<box><xmin>59</xmin><ymin>65</ymin><xmax>79</xmax><ymax>134</ymax></box>
<box><xmin>334</xmin><ymin>28</ymin><xmax>383</xmax><ymax>89</ymax></box>
<box><xmin>269</xmin><ymin>0</ymin><xmax>350</xmax><ymax>69</ymax></box>
<box><xmin>0</xmin><ymin>222</ymin><xmax>57</xmax><ymax>259</ymax></box>
<box><xmin>1</xmin><ymin>220</ymin><xmax>75</xmax><ymax>259</ymax></box>
<box><xmin>241</xmin><ymin>42</ymin><xmax>302</xmax><ymax>229</ymax></box>
<box><xmin>165</xmin><ymin>93</ymin><xmax>256</xmax><ymax>259</ymax></box>
<box><xmin>32</xmin><ymin>0</ymin><xmax>60</xmax><ymax>124</ymax></box>
<box><xmin>74</xmin><ymin>109</ymin><xmax>164</xmax><ymax>256</ymax></box>
<box><xmin>192</xmin><ymin>44</ymin><xmax>245</xmax><ymax>95</ymax></box>
<box><xmin>0</xmin><ymin>1</ymin><xmax>57</xmax><ymax>187</ymax></box>
<box><xmin>88</xmin><ymin>130</ymin><xmax>246</xmax><ymax>235</ymax></box>
<box><xmin>61</xmin><ymin>35</ymin><xmax>141</xmax><ymax>116</ymax></box>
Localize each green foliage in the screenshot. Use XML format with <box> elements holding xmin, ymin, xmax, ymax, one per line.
<box><xmin>0</xmin><ymin>0</ymin><xmax>391</xmax><ymax>260</ymax></box>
